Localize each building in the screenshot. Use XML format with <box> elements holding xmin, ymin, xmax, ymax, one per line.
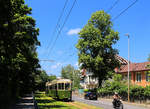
<box><xmin>116</xmin><ymin>62</ymin><xmax>150</xmax><ymax>87</ymax></box>
<box><xmin>80</xmin><ymin>69</ymin><xmax>98</xmax><ymax>89</ymax></box>
<box><xmin>80</xmin><ymin>55</ymin><xmax>150</xmax><ymax>89</ymax></box>
<box><xmin>80</xmin><ymin>55</ymin><xmax>128</xmax><ymax>89</ymax></box>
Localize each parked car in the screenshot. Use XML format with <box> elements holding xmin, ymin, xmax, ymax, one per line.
<box><xmin>84</xmin><ymin>91</ymin><xmax>97</xmax><ymax>100</ymax></box>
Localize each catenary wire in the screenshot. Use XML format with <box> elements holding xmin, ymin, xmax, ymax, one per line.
<box><xmin>112</xmin><ymin>0</ymin><xmax>139</xmax><ymax>21</ymax></box>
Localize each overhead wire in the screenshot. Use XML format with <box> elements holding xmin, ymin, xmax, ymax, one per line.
<box><xmin>42</xmin><ymin>0</ymin><xmax>77</xmax><ymax>67</ymax></box>
<box><xmin>41</xmin><ymin>0</ymin><xmax>68</xmax><ymax>67</ymax></box>
<box><xmin>46</xmin><ymin>0</ymin><xmax>77</xmax><ymax>58</ymax></box>
<box><xmin>46</xmin><ymin>0</ymin><xmax>69</xmax><ymax>50</ymax></box>
<box><xmin>112</xmin><ymin>0</ymin><xmax>139</xmax><ymax>21</ymax></box>
<box><xmin>106</xmin><ymin>0</ymin><xmax>120</xmax><ymax>13</ymax></box>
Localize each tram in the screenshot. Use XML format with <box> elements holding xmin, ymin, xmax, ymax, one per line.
<box><xmin>46</xmin><ymin>78</ymin><xmax>72</xmax><ymax>101</ymax></box>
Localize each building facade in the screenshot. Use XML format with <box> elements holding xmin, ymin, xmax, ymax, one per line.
<box><xmin>116</xmin><ymin>62</ymin><xmax>150</xmax><ymax>87</ymax></box>
<box><xmin>80</xmin><ymin>55</ymin><xmax>150</xmax><ymax>89</ymax></box>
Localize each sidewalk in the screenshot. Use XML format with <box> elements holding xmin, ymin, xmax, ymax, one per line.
<box><xmin>15</xmin><ymin>94</ymin><xmax>35</xmax><ymax>109</ymax></box>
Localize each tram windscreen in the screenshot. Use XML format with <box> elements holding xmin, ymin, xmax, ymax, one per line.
<box><xmin>58</xmin><ymin>83</ymin><xmax>64</xmax><ymax>90</ymax></box>
<box><xmin>65</xmin><ymin>83</ymin><xmax>70</xmax><ymax>90</ymax></box>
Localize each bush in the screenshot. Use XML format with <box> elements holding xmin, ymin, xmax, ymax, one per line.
<box><xmin>97</xmin><ymin>74</ymin><xmax>150</xmax><ymax>102</ymax></box>
<box><xmin>84</xmin><ymin>89</ymin><xmax>89</xmax><ymax>92</ymax></box>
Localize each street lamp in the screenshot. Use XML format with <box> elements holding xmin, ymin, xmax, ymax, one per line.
<box><xmin>125</xmin><ymin>34</ymin><xmax>130</xmax><ymax>102</ymax></box>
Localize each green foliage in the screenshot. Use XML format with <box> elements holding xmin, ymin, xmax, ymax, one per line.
<box><xmin>76</xmin><ymin>10</ymin><xmax>120</xmax><ymax>87</ymax></box>
<box><xmin>144</xmin><ymin>86</ymin><xmax>150</xmax><ymax>97</ymax></box>
<box><xmin>35</xmin><ymin>92</ymin><xmax>78</xmax><ymax>109</ymax></box>
<box><xmin>35</xmin><ymin>70</ymin><xmax>49</xmax><ymax>91</ymax></box>
<box><xmin>97</xmin><ymin>74</ymin><xmax>150</xmax><ymax>101</ymax></box>
<box><xmin>35</xmin><ymin>71</ymin><xmax>57</xmax><ymax>91</ymax></box>
<box><xmin>61</xmin><ymin>64</ymin><xmax>81</xmax><ymax>89</ymax></box>
<box><xmin>84</xmin><ymin>89</ymin><xmax>89</xmax><ymax>92</ymax></box>
<box><xmin>61</xmin><ymin>64</ymin><xmax>74</xmax><ymax>80</ymax></box>
<box><xmin>0</xmin><ymin>0</ymin><xmax>40</xmax><ymax>108</ymax></box>
<box><xmin>35</xmin><ymin>92</ymin><xmax>102</xmax><ymax>109</ymax></box>
<box><xmin>48</xmin><ymin>74</ymin><xmax>57</xmax><ymax>82</ymax></box>
<box><xmin>130</xmin><ymin>85</ymin><xmax>145</xmax><ymax>101</ymax></box>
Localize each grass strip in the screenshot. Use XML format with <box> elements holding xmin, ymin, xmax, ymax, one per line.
<box><xmin>35</xmin><ymin>92</ymin><xmax>79</xmax><ymax>109</ymax></box>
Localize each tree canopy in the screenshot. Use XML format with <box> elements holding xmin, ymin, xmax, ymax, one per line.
<box><xmin>0</xmin><ymin>0</ymin><xmax>40</xmax><ymax>108</ymax></box>
<box><xmin>61</xmin><ymin>64</ymin><xmax>81</xmax><ymax>89</ymax></box>
<box><xmin>76</xmin><ymin>10</ymin><xmax>120</xmax><ymax>87</ymax></box>
<box><xmin>35</xmin><ymin>70</ymin><xmax>57</xmax><ymax>91</ymax></box>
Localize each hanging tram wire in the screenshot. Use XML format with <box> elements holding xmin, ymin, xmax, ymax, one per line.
<box><xmin>46</xmin><ymin>0</ymin><xmax>77</xmax><ymax>58</ymax></box>
<box><xmin>106</xmin><ymin>0</ymin><xmax>120</xmax><ymax>13</ymax></box>
<box><xmin>112</xmin><ymin>0</ymin><xmax>139</xmax><ymax>21</ymax></box>
<box><xmin>46</xmin><ymin>0</ymin><xmax>69</xmax><ymax>50</ymax></box>
<box><xmin>41</xmin><ymin>0</ymin><xmax>68</xmax><ymax>66</ymax></box>
<box><xmin>42</xmin><ymin>0</ymin><xmax>77</xmax><ymax>66</ymax></box>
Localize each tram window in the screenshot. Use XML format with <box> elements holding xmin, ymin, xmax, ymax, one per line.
<box><xmin>58</xmin><ymin>83</ymin><xmax>61</xmax><ymax>89</ymax></box>
<box><xmin>62</xmin><ymin>83</ymin><xmax>64</xmax><ymax>90</ymax></box>
<box><xmin>55</xmin><ymin>84</ymin><xmax>57</xmax><ymax>89</ymax></box>
<box><xmin>65</xmin><ymin>83</ymin><xmax>70</xmax><ymax>90</ymax></box>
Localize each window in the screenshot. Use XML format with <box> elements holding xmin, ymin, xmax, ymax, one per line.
<box><xmin>58</xmin><ymin>83</ymin><xmax>64</xmax><ymax>90</ymax></box>
<box><xmin>58</xmin><ymin>83</ymin><xmax>61</xmax><ymax>89</ymax></box>
<box><xmin>55</xmin><ymin>84</ymin><xmax>57</xmax><ymax>89</ymax></box>
<box><xmin>136</xmin><ymin>72</ymin><xmax>141</xmax><ymax>82</ymax></box>
<box><xmin>146</xmin><ymin>72</ymin><xmax>150</xmax><ymax>82</ymax></box>
<box><xmin>65</xmin><ymin>83</ymin><xmax>70</xmax><ymax>90</ymax></box>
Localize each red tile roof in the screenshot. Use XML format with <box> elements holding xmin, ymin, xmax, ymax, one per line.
<box><xmin>117</xmin><ymin>62</ymin><xmax>150</xmax><ymax>73</ymax></box>
<box><xmin>115</xmin><ymin>55</ymin><xmax>128</xmax><ymax>65</ymax></box>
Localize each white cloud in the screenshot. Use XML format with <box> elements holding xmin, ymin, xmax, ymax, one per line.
<box><xmin>51</xmin><ymin>62</ymin><xmax>62</xmax><ymax>69</ymax></box>
<box><xmin>67</xmin><ymin>28</ymin><xmax>81</xmax><ymax>35</ymax></box>
<box><xmin>75</xmin><ymin>62</ymin><xmax>78</xmax><ymax>67</ymax></box>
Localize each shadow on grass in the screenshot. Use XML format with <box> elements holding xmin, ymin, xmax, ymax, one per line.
<box><xmin>36</xmin><ymin>99</ymin><xmax>55</xmax><ymax>103</ymax></box>
<box><xmin>36</xmin><ymin>98</ymin><xmax>69</xmax><ymax>109</ymax></box>
<box><xmin>38</xmin><ymin>105</ymin><xmax>67</xmax><ymax>108</ymax></box>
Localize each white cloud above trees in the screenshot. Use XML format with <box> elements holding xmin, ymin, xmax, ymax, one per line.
<box><xmin>67</xmin><ymin>28</ymin><xmax>81</xmax><ymax>35</ymax></box>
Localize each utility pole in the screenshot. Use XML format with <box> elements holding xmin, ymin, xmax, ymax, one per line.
<box><xmin>125</xmin><ymin>34</ymin><xmax>130</xmax><ymax>102</ymax></box>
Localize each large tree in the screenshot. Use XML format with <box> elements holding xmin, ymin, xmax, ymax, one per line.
<box><xmin>0</xmin><ymin>0</ymin><xmax>40</xmax><ymax>108</ymax></box>
<box><xmin>61</xmin><ymin>64</ymin><xmax>81</xmax><ymax>89</ymax></box>
<box><xmin>76</xmin><ymin>10</ymin><xmax>120</xmax><ymax>87</ymax></box>
<box><xmin>34</xmin><ymin>70</ymin><xmax>56</xmax><ymax>91</ymax></box>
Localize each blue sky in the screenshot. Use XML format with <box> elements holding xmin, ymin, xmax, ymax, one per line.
<box><xmin>25</xmin><ymin>0</ymin><xmax>150</xmax><ymax>76</ymax></box>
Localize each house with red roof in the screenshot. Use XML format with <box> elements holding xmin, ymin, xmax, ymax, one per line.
<box><xmin>80</xmin><ymin>55</ymin><xmax>150</xmax><ymax>88</ymax></box>
<box><xmin>116</xmin><ymin>62</ymin><xmax>150</xmax><ymax>87</ymax></box>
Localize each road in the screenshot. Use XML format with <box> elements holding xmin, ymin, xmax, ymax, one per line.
<box><xmin>72</xmin><ymin>95</ymin><xmax>150</xmax><ymax>109</ymax></box>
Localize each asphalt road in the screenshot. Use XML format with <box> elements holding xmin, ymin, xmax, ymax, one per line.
<box><xmin>72</xmin><ymin>95</ymin><xmax>150</xmax><ymax>109</ymax></box>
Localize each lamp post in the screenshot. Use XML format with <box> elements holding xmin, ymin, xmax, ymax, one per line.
<box><xmin>125</xmin><ymin>34</ymin><xmax>130</xmax><ymax>102</ymax></box>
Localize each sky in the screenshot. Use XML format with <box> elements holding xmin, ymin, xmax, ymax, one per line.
<box><xmin>25</xmin><ymin>0</ymin><xmax>150</xmax><ymax>76</ymax></box>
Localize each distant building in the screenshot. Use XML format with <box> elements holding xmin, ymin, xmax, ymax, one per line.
<box><xmin>80</xmin><ymin>69</ymin><xmax>98</xmax><ymax>89</ymax></box>
<box><xmin>80</xmin><ymin>55</ymin><xmax>150</xmax><ymax>89</ymax></box>
<box><xmin>80</xmin><ymin>55</ymin><xmax>128</xmax><ymax>89</ymax></box>
<box><xmin>116</xmin><ymin>62</ymin><xmax>150</xmax><ymax>87</ymax></box>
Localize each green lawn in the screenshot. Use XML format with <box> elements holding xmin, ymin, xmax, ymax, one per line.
<box><xmin>35</xmin><ymin>92</ymin><xmax>79</xmax><ymax>109</ymax></box>
<box><xmin>35</xmin><ymin>92</ymin><xmax>103</xmax><ymax>109</ymax></box>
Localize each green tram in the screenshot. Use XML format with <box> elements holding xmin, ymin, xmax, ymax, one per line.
<box><xmin>46</xmin><ymin>79</ymin><xmax>72</xmax><ymax>101</ymax></box>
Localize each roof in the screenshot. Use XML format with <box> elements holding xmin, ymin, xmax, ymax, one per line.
<box><xmin>50</xmin><ymin>78</ymin><xmax>72</xmax><ymax>85</ymax></box>
<box><xmin>115</xmin><ymin>55</ymin><xmax>129</xmax><ymax>65</ymax></box>
<box><xmin>117</xmin><ymin>62</ymin><xmax>150</xmax><ymax>73</ymax></box>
